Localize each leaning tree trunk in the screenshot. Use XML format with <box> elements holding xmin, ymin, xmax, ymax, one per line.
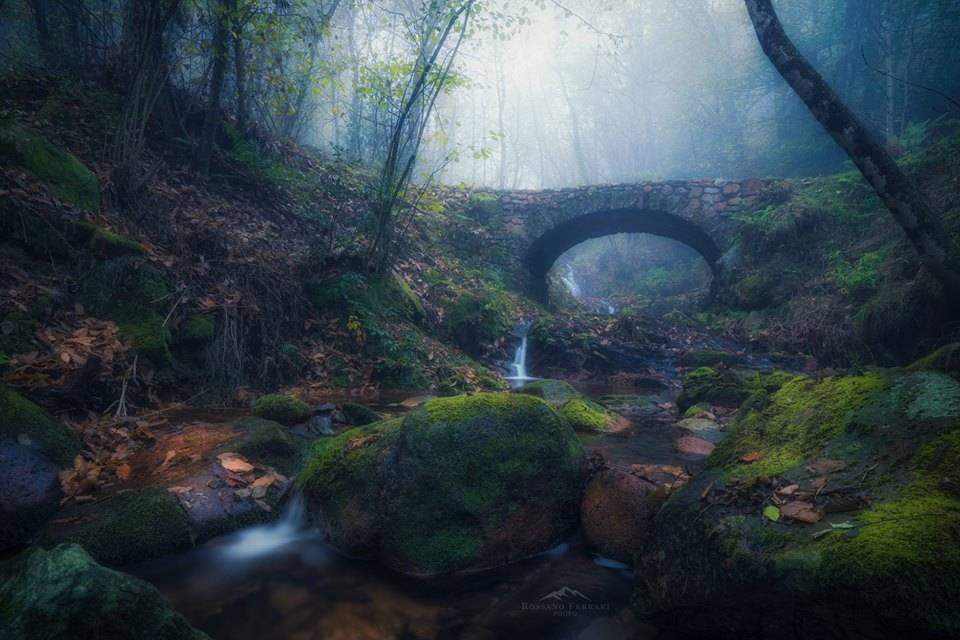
<box><xmin>744</xmin><ymin>0</ymin><xmax>960</xmax><ymax>298</ymax></box>
<box><xmin>196</xmin><ymin>0</ymin><xmax>231</xmax><ymax>176</ymax></box>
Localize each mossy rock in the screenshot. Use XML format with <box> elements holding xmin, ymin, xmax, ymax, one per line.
<box><xmin>514</xmin><ymin>379</ymin><xmax>580</xmax><ymax>406</ymax></box>
<box><xmin>83</xmin><ymin>223</ymin><xmax>146</xmax><ymax>258</ymax></box>
<box><xmin>443</xmin><ymin>289</ymin><xmax>515</xmax><ymax>357</ymax></box>
<box><xmin>232</xmin><ymin>416</ymin><xmax>305</xmax><ymax>473</ymax></box>
<box><xmin>0</xmin><ymin>125</ymin><xmax>99</xmax><ymax>211</ymax></box>
<box><xmin>298</xmin><ymin>392</ymin><xmax>587</xmax><ymax>575</ymax></box>
<box><xmin>252</xmin><ymin>393</ymin><xmax>311</xmax><ymax>426</ymax></box>
<box><xmin>908</xmin><ymin>343</ymin><xmax>960</xmax><ymax>377</ymax></box>
<box><xmin>0</xmin><ymin>544</ymin><xmax>208</xmax><ymax>640</ymax></box>
<box><xmin>178</xmin><ymin>313</ymin><xmax>216</xmax><ymax>344</ymax></box>
<box><xmin>676</xmin><ymin>367</ymin><xmax>748</xmax><ymax>412</ymax></box>
<box><xmin>341</xmin><ymin>402</ymin><xmax>381</xmax><ymax>426</ymax></box>
<box><xmin>559</xmin><ymin>397</ymin><xmax>616</xmax><ymax>433</ymax></box>
<box><xmin>0</xmin><ymin>385</ymin><xmax>79</xmax><ymax>467</ymax></box>
<box><xmin>39</xmin><ymin>488</ymin><xmax>192</xmax><ymax>565</ymax></box>
<box><xmin>640</xmin><ymin>370</ymin><xmax>960</xmax><ymax>637</ymax></box>
<box><xmin>304</xmin><ymin>271</ymin><xmax>421</xmax><ymax>323</ymax></box>
<box><xmin>678</xmin><ymin>350</ymin><xmax>746</xmax><ymax>368</ymax></box>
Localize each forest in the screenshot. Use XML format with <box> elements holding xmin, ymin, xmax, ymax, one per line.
<box><xmin>1</xmin><ymin>0</ymin><xmax>960</xmax><ymax>638</ymax></box>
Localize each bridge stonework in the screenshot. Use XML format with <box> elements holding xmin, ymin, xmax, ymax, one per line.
<box><xmin>449</xmin><ymin>178</ymin><xmax>785</xmax><ymax>300</ymax></box>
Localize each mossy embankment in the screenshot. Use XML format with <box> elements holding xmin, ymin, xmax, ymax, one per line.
<box><xmin>642</xmin><ymin>363</ymin><xmax>960</xmax><ymax>638</ymax></box>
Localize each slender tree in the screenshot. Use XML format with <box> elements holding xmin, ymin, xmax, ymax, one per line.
<box><xmin>744</xmin><ymin>0</ymin><xmax>960</xmax><ymax>298</ymax></box>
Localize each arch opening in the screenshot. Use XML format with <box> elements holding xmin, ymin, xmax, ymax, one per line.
<box><xmin>524</xmin><ymin>208</ymin><xmax>724</xmax><ymax>303</ymax></box>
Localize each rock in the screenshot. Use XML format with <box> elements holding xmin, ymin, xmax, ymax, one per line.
<box><xmin>639</xmin><ymin>370</ymin><xmax>960</xmax><ymax>637</ymax></box>
<box><xmin>252</xmin><ymin>393</ymin><xmax>312</xmax><ymax>426</ymax></box>
<box><xmin>341</xmin><ymin>402</ymin><xmax>381</xmax><ymax>426</ymax></box>
<box><xmin>0</xmin><ymin>384</ymin><xmax>80</xmax><ymax>467</ymax></box>
<box><xmin>514</xmin><ymin>379</ymin><xmax>580</xmax><ymax>406</ymax></box>
<box><xmin>675</xmin><ymin>435</ymin><xmax>715</xmax><ymax>457</ymax></box>
<box><xmin>675</xmin><ymin>417</ymin><xmax>725</xmax><ymax>443</ymax></box>
<box><xmin>39</xmin><ymin>488</ymin><xmax>192</xmax><ymax>565</ymax></box>
<box><xmin>580</xmin><ymin>468</ymin><xmax>667</xmax><ymax>562</ymax></box>
<box><xmin>299</xmin><ymin>392</ymin><xmax>586</xmax><ymax>575</ymax></box>
<box><xmin>0</xmin><ymin>544</ymin><xmax>208</xmax><ymax>640</ymax></box>
<box><xmin>0</xmin><ymin>439</ymin><xmax>60</xmax><ymax>550</ymax></box>
<box><xmin>559</xmin><ymin>397</ymin><xmax>621</xmax><ymax>433</ymax></box>
<box><xmin>597</xmin><ymin>394</ymin><xmax>666</xmax><ymax>418</ymax></box>
<box><xmin>233</xmin><ymin>416</ymin><xmax>306</xmax><ymax>472</ymax></box>
<box><xmin>678</xmin><ymin>350</ymin><xmax>745</xmax><ymax>368</ymax></box>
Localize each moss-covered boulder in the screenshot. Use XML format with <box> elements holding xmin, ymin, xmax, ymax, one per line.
<box><xmin>676</xmin><ymin>367</ymin><xmax>748</xmax><ymax>412</ymax></box>
<box><xmin>298</xmin><ymin>392</ymin><xmax>586</xmax><ymax>575</ymax></box>
<box><xmin>341</xmin><ymin>402</ymin><xmax>381</xmax><ymax>426</ymax></box>
<box><xmin>0</xmin><ymin>384</ymin><xmax>80</xmax><ymax>467</ymax></box>
<box><xmin>514</xmin><ymin>379</ymin><xmax>580</xmax><ymax>406</ymax></box>
<box><xmin>40</xmin><ymin>488</ymin><xmax>192</xmax><ymax>565</ymax></box>
<box><xmin>0</xmin><ymin>125</ymin><xmax>99</xmax><ymax>211</ymax></box>
<box><xmin>232</xmin><ymin>416</ymin><xmax>305</xmax><ymax>473</ymax></box>
<box><xmin>0</xmin><ymin>544</ymin><xmax>208</xmax><ymax>640</ymax></box>
<box><xmin>639</xmin><ymin>370</ymin><xmax>960</xmax><ymax>638</ymax></box>
<box><xmin>908</xmin><ymin>342</ymin><xmax>960</xmax><ymax>378</ymax></box>
<box><xmin>252</xmin><ymin>393</ymin><xmax>311</xmax><ymax>426</ymax></box>
<box><xmin>559</xmin><ymin>397</ymin><xmax>619</xmax><ymax>433</ymax></box>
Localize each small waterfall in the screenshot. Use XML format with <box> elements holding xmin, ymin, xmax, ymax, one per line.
<box><xmin>218</xmin><ymin>493</ymin><xmax>306</xmax><ymax>560</ymax></box>
<box><xmin>561</xmin><ymin>264</ymin><xmax>582</xmax><ymax>299</ymax></box>
<box><xmin>505</xmin><ymin>322</ymin><xmax>535</xmax><ymax>386</ymax></box>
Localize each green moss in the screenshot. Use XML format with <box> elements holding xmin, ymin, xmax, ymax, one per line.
<box><xmin>443</xmin><ymin>289</ymin><xmax>515</xmax><ymax>356</ymax></box>
<box><xmin>118</xmin><ymin>315</ymin><xmax>172</xmax><ymax>366</ymax></box>
<box><xmin>298</xmin><ymin>393</ymin><xmax>585</xmax><ymax>575</ymax></box>
<box><xmin>0</xmin><ymin>385</ymin><xmax>79</xmax><ymax>466</ymax></box>
<box><xmin>0</xmin><ymin>544</ymin><xmax>208</xmax><ymax>640</ymax></box>
<box><xmin>559</xmin><ymin>397</ymin><xmax>613</xmax><ymax>433</ymax></box>
<box><xmin>908</xmin><ymin>343</ymin><xmax>960</xmax><ymax>376</ymax></box>
<box><xmin>85</xmin><ymin>225</ymin><xmax>145</xmax><ymax>258</ymax></box>
<box><xmin>341</xmin><ymin>402</ymin><xmax>380</xmax><ymax>426</ymax></box>
<box><xmin>679</xmin><ymin>350</ymin><xmax>745</xmax><ymax>368</ymax></box>
<box><xmin>0</xmin><ymin>125</ymin><xmax>99</xmax><ymax>210</ymax></box>
<box><xmin>683</xmin><ymin>403</ymin><xmax>712</xmax><ymax>418</ymax></box>
<box><xmin>817</xmin><ymin>429</ymin><xmax>960</xmax><ymax>632</ymax></box>
<box><xmin>514</xmin><ymin>379</ymin><xmax>580</xmax><ymax>406</ymax></box>
<box><xmin>677</xmin><ymin>367</ymin><xmax>748</xmax><ymax>411</ymax></box>
<box><xmin>232</xmin><ymin>416</ymin><xmax>305</xmax><ymax>473</ymax></box>
<box><xmin>712</xmin><ymin>373</ymin><xmax>887</xmax><ymax>478</ymax></box>
<box><xmin>41</xmin><ymin>488</ymin><xmax>192</xmax><ymax>565</ymax></box>
<box><xmin>252</xmin><ymin>393</ymin><xmax>311</xmax><ymax>426</ymax></box>
<box><xmin>180</xmin><ymin>314</ymin><xmax>215</xmax><ymax>344</ymax></box>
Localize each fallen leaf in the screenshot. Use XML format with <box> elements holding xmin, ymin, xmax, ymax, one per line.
<box><xmin>739</xmin><ymin>451</ymin><xmax>764</xmax><ymax>463</ymax></box>
<box><xmin>831</xmin><ymin>521</ymin><xmax>856</xmax><ymax>529</ymax></box>
<box><xmin>780</xmin><ymin>501</ymin><xmax>823</xmax><ymax>524</ymax></box>
<box><xmin>776</xmin><ymin>484</ymin><xmax>800</xmax><ymax>496</ymax></box>
<box><xmin>116</xmin><ymin>463</ymin><xmax>132</xmax><ymax>481</ymax></box>
<box><xmin>218</xmin><ymin>452</ymin><xmax>254</xmax><ymax>473</ymax></box>
<box><xmin>763</xmin><ymin>505</ymin><xmax>781</xmax><ymax>522</ymax></box>
<box><xmin>251</xmin><ymin>484</ymin><xmax>268</xmax><ymax>499</ymax></box>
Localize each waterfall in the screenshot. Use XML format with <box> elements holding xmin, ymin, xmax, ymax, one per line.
<box><xmin>505</xmin><ymin>323</ymin><xmax>534</xmax><ymax>386</ymax></box>
<box><xmin>218</xmin><ymin>493</ymin><xmax>306</xmax><ymax>560</ymax></box>
<box><xmin>561</xmin><ymin>264</ymin><xmax>582</xmax><ymax>299</ymax></box>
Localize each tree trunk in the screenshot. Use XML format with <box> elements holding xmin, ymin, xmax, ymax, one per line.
<box><xmin>744</xmin><ymin>0</ymin><xmax>960</xmax><ymax>298</ymax></box>
<box><xmin>196</xmin><ymin>0</ymin><xmax>231</xmax><ymax>176</ymax></box>
<box><xmin>233</xmin><ymin>17</ymin><xmax>247</xmax><ymax>132</ymax></box>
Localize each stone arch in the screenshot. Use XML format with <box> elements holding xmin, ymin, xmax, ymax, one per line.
<box><xmin>523</xmin><ymin>208</ymin><xmax>724</xmax><ymax>301</ymax></box>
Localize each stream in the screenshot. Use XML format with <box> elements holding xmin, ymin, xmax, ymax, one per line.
<box><xmin>125</xmin><ymin>326</ymin><xmax>757</xmax><ymax>640</ymax></box>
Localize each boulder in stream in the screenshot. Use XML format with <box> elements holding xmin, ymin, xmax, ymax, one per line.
<box><xmin>298</xmin><ymin>392</ymin><xmax>587</xmax><ymax>576</ymax></box>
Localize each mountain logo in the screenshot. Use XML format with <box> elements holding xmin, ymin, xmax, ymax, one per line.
<box><xmin>538</xmin><ymin>586</ymin><xmax>592</xmax><ymax>602</ymax></box>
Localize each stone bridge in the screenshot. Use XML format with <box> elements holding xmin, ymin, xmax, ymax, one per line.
<box><xmin>453</xmin><ymin>178</ymin><xmax>785</xmax><ymax>300</ymax></box>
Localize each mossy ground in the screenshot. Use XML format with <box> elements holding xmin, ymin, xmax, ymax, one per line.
<box><xmin>0</xmin><ymin>384</ymin><xmax>79</xmax><ymax>466</ymax></box>
<box><xmin>252</xmin><ymin>393</ymin><xmax>311</xmax><ymax>426</ymax></box>
<box><xmin>39</xmin><ymin>488</ymin><xmax>192</xmax><ymax>565</ymax></box>
<box><xmin>0</xmin><ymin>124</ymin><xmax>99</xmax><ymax>211</ymax></box>
<box><xmin>648</xmin><ymin>370</ymin><xmax>960</xmax><ymax>635</ymax></box>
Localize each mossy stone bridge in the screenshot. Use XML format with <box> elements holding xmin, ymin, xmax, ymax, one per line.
<box><xmin>455</xmin><ymin>178</ymin><xmax>783</xmax><ymax>300</ymax></box>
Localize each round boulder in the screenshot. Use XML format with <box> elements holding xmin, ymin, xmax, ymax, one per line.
<box><xmin>0</xmin><ymin>438</ymin><xmax>61</xmax><ymax>550</ymax></box>
<box><xmin>298</xmin><ymin>392</ymin><xmax>587</xmax><ymax>576</ymax></box>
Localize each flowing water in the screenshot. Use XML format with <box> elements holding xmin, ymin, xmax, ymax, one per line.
<box><xmin>504</xmin><ymin>323</ymin><xmax>535</xmax><ymax>387</ymax></box>
<box><xmin>126</xmin><ymin>377</ymin><xmax>701</xmax><ymax>640</ymax></box>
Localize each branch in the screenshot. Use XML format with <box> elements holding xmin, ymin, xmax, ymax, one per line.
<box><xmin>860</xmin><ymin>45</ymin><xmax>960</xmax><ymax>113</ymax></box>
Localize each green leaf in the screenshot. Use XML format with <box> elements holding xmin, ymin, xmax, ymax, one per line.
<box><xmin>763</xmin><ymin>505</ymin><xmax>781</xmax><ymax>522</ymax></box>
<box><xmin>830</xmin><ymin>521</ymin><xmax>856</xmax><ymax>529</ymax></box>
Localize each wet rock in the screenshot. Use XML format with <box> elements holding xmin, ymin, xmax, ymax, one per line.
<box><xmin>0</xmin><ymin>439</ymin><xmax>60</xmax><ymax>550</ymax></box>
<box><xmin>299</xmin><ymin>392</ymin><xmax>586</xmax><ymax>576</ymax></box>
<box><xmin>0</xmin><ymin>543</ymin><xmax>208</xmax><ymax>640</ymax></box>
<box><xmin>341</xmin><ymin>402</ymin><xmax>381</xmax><ymax>426</ymax></box>
<box><xmin>513</xmin><ymin>378</ymin><xmax>580</xmax><ymax>406</ymax></box>
<box><xmin>580</xmin><ymin>468</ymin><xmax>665</xmax><ymax>563</ymax></box>
<box><xmin>252</xmin><ymin>393</ymin><xmax>311</xmax><ymax>426</ymax></box>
